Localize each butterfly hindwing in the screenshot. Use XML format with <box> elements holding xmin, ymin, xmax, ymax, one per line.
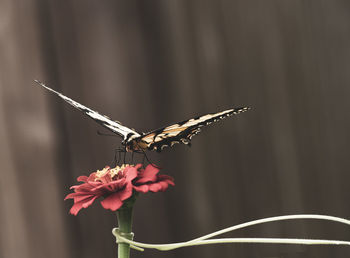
<box><xmin>136</xmin><ymin>107</ymin><xmax>249</xmax><ymax>152</ymax></box>
<box><xmin>35</xmin><ymin>80</ymin><xmax>140</xmax><ymax>139</ymax></box>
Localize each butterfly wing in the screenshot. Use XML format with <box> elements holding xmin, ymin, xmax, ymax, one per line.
<box><xmin>35</xmin><ymin>80</ymin><xmax>141</xmax><ymax>139</ymax></box>
<box><xmin>136</xmin><ymin>107</ymin><xmax>249</xmax><ymax>152</ymax></box>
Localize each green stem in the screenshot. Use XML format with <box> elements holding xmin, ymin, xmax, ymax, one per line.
<box><xmin>117</xmin><ymin>205</ymin><xmax>134</xmax><ymax>258</ymax></box>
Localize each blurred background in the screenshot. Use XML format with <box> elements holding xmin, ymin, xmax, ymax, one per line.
<box><xmin>1</xmin><ymin>0</ymin><xmax>350</xmax><ymax>257</ymax></box>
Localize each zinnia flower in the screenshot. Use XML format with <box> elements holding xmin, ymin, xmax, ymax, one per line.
<box><xmin>65</xmin><ymin>164</ymin><xmax>174</xmax><ymax>215</ymax></box>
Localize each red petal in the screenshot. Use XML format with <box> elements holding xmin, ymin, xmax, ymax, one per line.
<box><xmin>134</xmin><ymin>164</ymin><xmax>143</xmax><ymax>170</ymax></box>
<box><xmin>136</xmin><ymin>165</ymin><xmax>159</xmax><ymax>183</ymax></box>
<box><xmin>87</xmin><ymin>173</ymin><xmax>98</xmax><ymax>181</ymax></box>
<box><xmin>167</xmin><ymin>180</ymin><xmax>175</xmax><ymax>186</ymax></box>
<box><xmin>77</xmin><ymin>175</ymin><xmax>89</xmax><ymax>182</ymax></box>
<box><xmin>158</xmin><ymin>181</ymin><xmax>170</xmax><ymax>191</ymax></box>
<box><xmin>69</xmin><ymin>203</ymin><xmax>84</xmax><ymax>216</ymax></box>
<box><xmin>75</xmin><ymin>194</ymin><xmax>99</xmax><ymax>203</ymax></box>
<box><xmin>69</xmin><ymin>195</ymin><xmax>98</xmax><ymax>215</ymax></box>
<box><xmin>82</xmin><ymin>195</ymin><xmax>98</xmax><ymax>208</ymax></box>
<box><xmin>64</xmin><ymin>192</ymin><xmax>93</xmax><ymax>201</ymax></box>
<box><xmin>92</xmin><ymin>178</ymin><xmax>125</xmax><ymax>192</ymax></box>
<box><xmin>98</xmin><ymin>172</ymin><xmax>113</xmax><ymax>184</ymax></box>
<box><xmin>124</xmin><ymin>166</ymin><xmax>138</xmax><ymax>181</ymax></box>
<box><xmin>149</xmin><ymin>183</ymin><xmax>162</xmax><ymax>192</ymax></box>
<box><xmin>71</xmin><ymin>181</ymin><xmax>101</xmax><ymax>192</ymax></box>
<box><xmin>157</xmin><ymin>175</ymin><xmax>175</xmax><ymax>183</ymax></box>
<box><xmin>133</xmin><ymin>185</ymin><xmax>149</xmax><ymax>193</ymax></box>
<box><xmin>100</xmin><ymin>192</ymin><xmax>124</xmax><ymax>211</ymax></box>
<box><xmin>120</xmin><ymin>184</ymin><xmax>134</xmax><ymax>201</ymax></box>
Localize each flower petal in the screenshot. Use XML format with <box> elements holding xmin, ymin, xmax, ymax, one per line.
<box><xmin>64</xmin><ymin>192</ymin><xmax>95</xmax><ymax>202</ymax></box>
<box><xmin>92</xmin><ymin>178</ymin><xmax>126</xmax><ymax>192</ymax></box>
<box><xmin>100</xmin><ymin>192</ymin><xmax>124</xmax><ymax>211</ymax></box>
<box><xmin>136</xmin><ymin>165</ymin><xmax>159</xmax><ymax>183</ymax></box>
<box><xmin>82</xmin><ymin>195</ymin><xmax>98</xmax><ymax>208</ymax></box>
<box><xmin>149</xmin><ymin>183</ymin><xmax>162</xmax><ymax>192</ymax></box>
<box><xmin>77</xmin><ymin>175</ymin><xmax>89</xmax><ymax>182</ymax></box>
<box><xmin>123</xmin><ymin>166</ymin><xmax>139</xmax><ymax>181</ymax></box>
<box><xmin>69</xmin><ymin>195</ymin><xmax>98</xmax><ymax>215</ymax></box>
<box><xmin>69</xmin><ymin>202</ymin><xmax>84</xmax><ymax>216</ymax></box>
<box><xmin>121</xmin><ymin>184</ymin><xmax>134</xmax><ymax>201</ymax></box>
<box><xmin>133</xmin><ymin>184</ymin><xmax>149</xmax><ymax>193</ymax></box>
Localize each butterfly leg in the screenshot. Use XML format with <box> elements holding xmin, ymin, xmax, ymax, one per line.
<box><xmin>133</xmin><ymin>150</ymin><xmax>146</xmax><ymax>165</ymax></box>
<box><xmin>140</xmin><ymin>149</ymin><xmax>161</xmax><ymax>169</ymax></box>
<box><xmin>112</xmin><ymin>147</ymin><xmax>123</xmax><ymax>167</ymax></box>
<box><xmin>131</xmin><ymin>151</ymin><xmax>135</xmax><ymax>164</ymax></box>
<box><xmin>123</xmin><ymin>147</ymin><xmax>127</xmax><ymax>164</ymax></box>
<box><xmin>112</xmin><ymin>149</ymin><xmax>118</xmax><ymax>167</ymax></box>
<box><xmin>142</xmin><ymin>152</ymin><xmax>146</xmax><ymax>166</ymax></box>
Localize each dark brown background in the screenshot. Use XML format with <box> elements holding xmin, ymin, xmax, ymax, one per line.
<box><xmin>1</xmin><ymin>0</ymin><xmax>350</xmax><ymax>258</ymax></box>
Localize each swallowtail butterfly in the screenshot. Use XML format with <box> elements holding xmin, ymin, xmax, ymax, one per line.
<box><xmin>35</xmin><ymin>80</ymin><xmax>250</xmax><ymax>152</ymax></box>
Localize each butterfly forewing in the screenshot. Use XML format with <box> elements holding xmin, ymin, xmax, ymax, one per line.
<box><xmin>136</xmin><ymin>107</ymin><xmax>249</xmax><ymax>152</ymax></box>
<box><xmin>35</xmin><ymin>80</ymin><xmax>140</xmax><ymax>139</ymax></box>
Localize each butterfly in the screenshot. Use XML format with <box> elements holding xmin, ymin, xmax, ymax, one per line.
<box><xmin>35</xmin><ymin>80</ymin><xmax>250</xmax><ymax>152</ymax></box>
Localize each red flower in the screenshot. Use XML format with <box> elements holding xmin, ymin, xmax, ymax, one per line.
<box><xmin>65</xmin><ymin>164</ymin><xmax>174</xmax><ymax>215</ymax></box>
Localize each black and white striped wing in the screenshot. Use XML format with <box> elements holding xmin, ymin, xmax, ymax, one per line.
<box><xmin>35</xmin><ymin>80</ymin><xmax>140</xmax><ymax>140</ymax></box>
<box><xmin>138</xmin><ymin>107</ymin><xmax>250</xmax><ymax>152</ymax></box>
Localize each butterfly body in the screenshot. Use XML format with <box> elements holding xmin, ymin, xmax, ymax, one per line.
<box><xmin>35</xmin><ymin>80</ymin><xmax>250</xmax><ymax>152</ymax></box>
<box><xmin>123</xmin><ymin>135</ymin><xmax>148</xmax><ymax>152</ymax></box>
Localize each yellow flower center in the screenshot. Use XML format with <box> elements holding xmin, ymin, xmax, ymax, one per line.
<box><xmin>94</xmin><ymin>164</ymin><xmax>132</xmax><ymax>180</ymax></box>
<box><xmin>95</xmin><ymin>167</ymin><xmax>110</xmax><ymax>178</ymax></box>
<box><xmin>109</xmin><ymin>164</ymin><xmax>131</xmax><ymax>178</ymax></box>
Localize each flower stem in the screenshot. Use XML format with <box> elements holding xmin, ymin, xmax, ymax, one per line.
<box><xmin>117</xmin><ymin>205</ymin><xmax>134</xmax><ymax>258</ymax></box>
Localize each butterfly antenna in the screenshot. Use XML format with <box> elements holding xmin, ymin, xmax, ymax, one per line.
<box><xmin>97</xmin><ymin>130</ymin><xmax>118</xmax><ymax>137</ymax></box>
